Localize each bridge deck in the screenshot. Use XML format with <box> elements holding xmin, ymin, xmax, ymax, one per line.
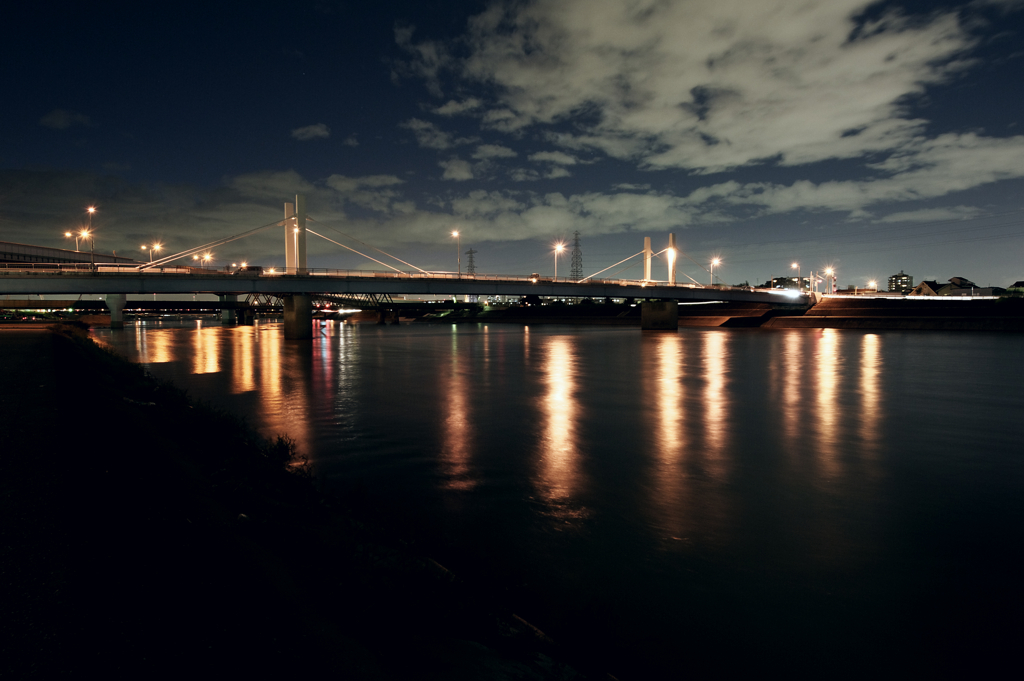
<box><xmin>0</xmin><ymin>268</ymin><xmax>812</xmax><ymax>307</ymax></box>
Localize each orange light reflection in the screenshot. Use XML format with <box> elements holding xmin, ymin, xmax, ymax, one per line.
<box><xmin>860</xmin><ymin>333</ymin><xmax>882</xmax><ymax>456</ymax></box>
<box><xmin>442</xmin><ymin>332</ymin><xmax>474</xmax><ymax>490</ymax></box>
<box><xmin>536</xmin><ymin>336</ymin><xmax>582</xmax><ymax>511</ymax></box>
<box><xmin>701</xmin><ymin>331</ymin><xmax>729</xmax><ymax>479</ymax></box>
<box><xmin>814</xmin><ymin>329</ymin><xmax>841</xmax><ymax>478</ymax></box>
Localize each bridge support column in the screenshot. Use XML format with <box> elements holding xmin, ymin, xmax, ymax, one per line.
<box><xmin>667</xmin><ymin>233</ymin><xmax>676</xmax><ymax>285</ymax></box>
<box><xmin>284</xmin><ymin>202</ymin><xmax>295</xmax><ymax>272</ymax></box>
<box><xmin>283</xmin><ymin>294</ymin><xmax>313</xmax><ymax>339</ymax></box>
<box><xmin>220</xmin><ymin>294</ymin><xmax>237</xmax><ymax>324</ymax></box>
<box><xmin>104</xmin><ymin>294</ymin><xmax>127</xmax><ymax>329</ymax></box>
<box><xmin>641</xmin><ymin>301</ymin><xmax>678</xmax><ymax>330</ymax></box>
<box><xmin>643</xmin><ymin>237</ymin><xmax>653</xmax><ymax>281</ymax></box>
<box><xmin>377</xmin><ymin>309</ymin><xmax>387</xmax><ymax>325</ymax></box>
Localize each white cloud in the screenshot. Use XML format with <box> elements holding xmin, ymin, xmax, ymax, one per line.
<box><xmin>529</xmin><ymin>151</ymin><xmax>578</xmax><ymax>165</ymax></box>
<box><xmin>434</xmin><ymin>98</ymin><xmax>483</xmax><ymax>115</ymax></box>
<box><xmin>291</xmin><ymin>123</ymin><xmax>331</xmax><ymax>141</ymax></box>
<box><xmin>394</xmin><ymin>25</ymin><xmax>451</xmax><ymax>97</ymax></box>
<box><xmin>440</xmin><ymin>158</ymin><xmax>475</xmax><ymax>180</ymax></box>
<box><xmin>703</xmin><ymin>133</ymin><xmax>1024</xmax><ymax>216</ymax></box>
<box><xmin>876</xmin><ymin>206</ymin><xmax>986</xmax><ymax>223</ymax></box>
<box><xmin>401</xmin><ymin>118</ymin><xmax>455</xmax><ymax>149</ymax></box>
<box><xmin>404</xmin><ymin>0</ymin><xmax>988</xmax><ymax>176</ymax></box>
<box><xmin>510</xmin><ymin>168</ymin><xmax>541</xmax><ymax>182</ymax></box>
<box><xmin>39</xmin><ymin>109</ymin><xmax>91</xmax><ymax>130</ymax></box>
<box><xmin>472</xmin><ymin>144</ymin><xmax>518</xmax><ymax>159</ymax></box>
<box><xmin>342</xmin><ymin>135</ymin><xmax>359</xmax><ymax>146</ymax></box>
<box><xmin>546</xmin><ymin>167</ymin><xmax>571</xmax><ymax>179</ymax></box>
<box><xmin>326</xmin><ymin>174</ymin><xmax>405</xmax><ymax>212</ymax></box>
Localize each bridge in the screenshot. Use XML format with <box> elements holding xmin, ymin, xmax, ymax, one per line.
<box><xmin>1</xmin><ymin>194</ymin><xmax>814</xmax><ymax>337</ymax></box>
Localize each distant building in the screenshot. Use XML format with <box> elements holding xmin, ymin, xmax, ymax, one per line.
<box><xmin>908</xmin><ymin>280</ymin><xmax>941</xmax><ymax>296</ymax></box>
<box><xmin>909</xmin><ymin>277</ymin><xmax>1004</xmax><ymax>297</ymax></box>
<box><xmin>888</xmin><ymin>270</ymin><xmax>914</xmax><ymax>293</ymax></box>
<box><xmin>764</xmin><ymin>276</ymin><xmax>808</xmax><ymax>290</ymax></box>
<box><xmin>1007</xmin><ymin>281</ymin><xmax>1024</xmax><ymax>295</ymax></box>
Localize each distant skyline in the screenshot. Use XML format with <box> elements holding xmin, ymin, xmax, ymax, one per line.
<box><xmin>2</xmin><ymin>0</ymin><xmax>1023</xmax><ymax>287</ymax></box>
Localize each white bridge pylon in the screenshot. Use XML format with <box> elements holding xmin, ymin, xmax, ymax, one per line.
<box><xmin>283</xmin><ymin>195</ymin><xmax>307</xmax><ymax>274</ymax></box>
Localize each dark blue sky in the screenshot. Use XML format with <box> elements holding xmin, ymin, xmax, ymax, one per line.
<box><xmin>3</xmin><ymin>0</ymin><xmax>1023</xmax><ymax>287</ymax></box>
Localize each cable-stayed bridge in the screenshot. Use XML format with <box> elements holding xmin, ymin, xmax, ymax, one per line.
<box><xmin>0</xmin><ymin>194</ymin><xmax>814</xmax><ymax>337</ymax></box>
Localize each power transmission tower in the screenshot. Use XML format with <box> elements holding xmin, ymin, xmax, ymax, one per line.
<box><xmin>570</xmin><ymin>231</ymin><xmax>583</xmax><ymax>281</ymax></box>
<box><xmin>465</xmin><ymin>248</ymin><xmax>477</xmax><ymax>275</ymax></box>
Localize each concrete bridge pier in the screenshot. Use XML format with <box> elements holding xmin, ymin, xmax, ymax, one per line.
<box><xmin>104</xmin><ymin>294</ymin><xmax>127</xmax><ymax>329</ymax></box>
<box><xmin>220</xmin><ymin>294</ymin><xmax>237</xmax><ymax>324</ymax></box>
<box><xmin>283</xmin><ymin>294</ymin><xmax>313</xmax><ymax>339</ymax></box>
<box><xmin>641</xmin><ymin>301</ymin><xmax>678</xmax><ymax>330</ymax></box>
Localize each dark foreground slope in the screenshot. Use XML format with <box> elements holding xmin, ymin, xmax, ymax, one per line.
<box><xmin>0</xmin><ymin>325</ymin><xmax>608</xmax><ymax>680</ymax></box>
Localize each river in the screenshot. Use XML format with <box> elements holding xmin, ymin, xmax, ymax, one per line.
<box><xmin>94</xmin><ymin>320</ymin><xmax>1024</xmax><ymax>677</ymax></box>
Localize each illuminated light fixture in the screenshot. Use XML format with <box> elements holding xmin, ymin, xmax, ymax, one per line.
<box><xmin>451</xmin><ymin>230</ymin><xmax>461</xmax><ymax>276</ymax></box>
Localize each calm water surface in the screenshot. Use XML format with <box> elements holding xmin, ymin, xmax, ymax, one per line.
<box><xmin>96</xmin><ymin>321</ymin><xmax>1024</xmax><ymax>676</ymax></box>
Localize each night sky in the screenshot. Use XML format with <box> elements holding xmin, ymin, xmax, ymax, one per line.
<box><xmin>3</xmin><ymin>0</ymin><xmax>1023</xmax><ymax>288</ymax></box>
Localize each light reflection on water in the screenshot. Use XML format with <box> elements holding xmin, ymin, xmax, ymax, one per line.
<box><xmin>536</xmin><ymin>335</ymin><xmax>583</xmax><ymax>516</ymax></box>
<box><xmin>96</xmin><ymin>320</ymin><xmax>1024</xmax><ymax>673</ymax></box>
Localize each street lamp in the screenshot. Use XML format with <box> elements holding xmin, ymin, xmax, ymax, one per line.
<box><xmin>451</xmin><ymin>230</ymin><xmax>461</xmax><ymax>277</ymax></box>
<box><xmin>791</xmin><ymin>262</ymin><xmax>800</xmax><ymax>290</ymax></box>
<box><xmin>141</xmin><ymin>243</ymin><xmax>162</xmax><ymax>262</ymax></box>
<box><xmin>711</xmin><ymin>257</ymin><xmax>721</xmax><ymax>287</ymax></box>
<box><xmin>554</xmin><ymin>242</ymin><xmax>565</xmax><ymax>279</ymax></box>
<box><xmin>824</xmin><ymin>267</ymin><xmax>834</xmax><ymax>294</ymax></box>
<box><xmin>869</xmin><ymin>280</ymin><xmax>877</xmax><ymax>293</ymax></box>
<box><xmin>202</xmin><ymin>252</ymin><xmax>212</xmax><ymax>267</ymax></box>
<box><xmin>65</xmin><ymin>231</ymin><xmax>80</xmax><ymax>251</ymax></box>
<box><xmin>80</xmin><ymin>228</ymin><xmax>95</xmax><ymax>268</ymax></box>
<box><xmin>85</xmin><ymin>207</ymin><xmax>96</xmax><ymax>268</ymax></box>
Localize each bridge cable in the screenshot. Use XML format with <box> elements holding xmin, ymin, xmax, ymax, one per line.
<box><xmin>579</xmin><ymin>251</ymin><xmax>645</xmax><ymax>282</ymax></box>
<box><xmin>138</xmin><ymin>218</ymin><xmax>285</xmax><ymax>271</ymax></box>
<box><xmin>310</xmin><ymin>219</ymin><xmax>430</xmax><ymax>274</ymax></box>
<box><xmin>307</xmin><ymin>230</ymin><xmax>405</xmax><ymax>274</ymax></box>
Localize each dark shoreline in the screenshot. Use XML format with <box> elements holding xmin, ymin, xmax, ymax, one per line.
<box><xmin>0</xmin><ymin>324</ymin><xmax>614</xmax><ymax>680</ymax></box>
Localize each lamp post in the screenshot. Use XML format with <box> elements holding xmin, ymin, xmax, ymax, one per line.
<box><xmin>65</xmin><ymin>231</ymin><xmax>80</xmax><ymax>251</ymax></box>
<box><xmin>81</xmin><ymin>229</ymin><xmax>94</xmax><ymax>269</ymax></box>
<box><xmin>824</xmin><ymin>267</ymin><xmax>834</xmax><ymax>294</ymax></box>
<box><xmin>711</xmin><ymin>257</ymin><xmax>720</xmax><ymax>287</ymax></box>
<box><xmin>791</xmin><ymin>262</ymin><xmax>800</xmax><ymax>290</ymax></box>
<box><xmin>554</xmin><ymin>242</ymin><xmax>565</xmax><ymax>279</ymax></box>
<box><xmin>451</xmin><ymin>230</ymin><xmax>461</xmax><ymax>277</ymax></box>
<box><xmin>869</xmin><ymin>280</ymin><xmax>877</xmax><ymax>293</ymax></box>
<box><xmin>141</xmin><ymin>243</ymin><xmax>162</xmax><ymax>263</ymax></box>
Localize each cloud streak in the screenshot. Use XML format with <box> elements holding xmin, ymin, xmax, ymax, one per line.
<box><xmin>291</xmin><ymin>123</ymin><xmax>331</xmax><ymax>141</ymax></box>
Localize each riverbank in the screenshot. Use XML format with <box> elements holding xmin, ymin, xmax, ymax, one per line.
<box><xmin>0</xmin><ymin>324</ymin><xmax>612</xmax><ymax>679</ymax></box>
